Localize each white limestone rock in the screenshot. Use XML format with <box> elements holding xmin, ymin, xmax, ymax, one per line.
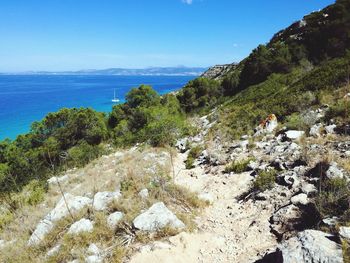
<box><xmin>107</xmin><ymin>211</ymin><xmax>124</xmax><ymax>229</ymax></box>
<box><xmin>93</xmin><ymin>191</ymin><xmax>121</xmax><ymax>211</ymax></box>
<box><xmin>285</xmin><ymin>130</ymin><xmax>305</xmax><ymax>140</ymax></box>
<box><xmin>339</xmin><ymin>226</ymin><xmax>350</xmax><ymax>242</ymax></box>
<box><xmin>309</xmin><ymin>123</ymin><xmax>323</xmax><ymax>137</ymax></box>
<box><xmin>68</xmin><ymin>218</ymin><xmax>93</xmax><ymax>235</ymax></box>
<box><xmin>138</xmin><ymin>189</ymin><xmax>149</xmax><ymax>199</ymax></box>
<box><xmin>291</xmin><ymin>193</ymin><xmax>309</xmax><ymax>206</ymax></box>
<box><xmin>47</xmin><ymin>244</ymin><xmax>61</xmax><ymax>257</ymax></box>
<box><xmin>47</xmin><ymin>175</ymin><xmax>69</xmax><ymax>185</ymax></box>
<box><xmin>28</xmin><ymin>219</ymin><xmax>54</xmax><ymax>246</ymax></box>
<box><xmin>325</xmin><ymin>124</ymin><xmax>337</xmax><ymax>134</ymax></box>
<box><xmin>133</xmin><ymin>202</ymin><xmax>185</xmax><ymax>232</ymax></box>
<box><xmin>326</xmin><ymin>162</ymin><xmax>344</xmax><ymax>179</ymax></box>
<box><xmin>279</xmin><ymin>230</ymin><xmax>343</xmax><ymax>263</ymax></box>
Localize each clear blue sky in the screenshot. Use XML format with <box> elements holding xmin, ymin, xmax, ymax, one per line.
<box><xmin>0</xmin><ymin>0</ymin><xmax>335</xmax><ymax>72</ymax></box>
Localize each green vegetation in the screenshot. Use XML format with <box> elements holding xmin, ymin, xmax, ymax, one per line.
<box><xmin>108</xmin><ymin>85</ymin><xmax>189</xmax><ymax>147</ymax></box>
<box><xmin>185</xmin><ymin>145</ymin><xmax>203</xmax><ymax>169</ymax></box>
<box><xmin>224</xmin><ymin>158</ymin><xmax>254</xmax><ymax>173</ymax></box>
<box><xmin>253</xmin><ymin>169</ymin><xmax>277</xmax><ymax>191</ymax></box>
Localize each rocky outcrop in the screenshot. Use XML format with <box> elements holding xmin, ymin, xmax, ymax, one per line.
<box><xmin>200</xmin><ymin>64</ymin><xmax>236</xmax><ymax>79</ymax></box>
<box><xmin>279</xmin><ymin>230</ymin><xmax>343</xmax><ymax>263</ymax></box>
<box><xmin>133</xmin><ymin>202</ymin><xmax>185</xmax><ymax>232</ymax></box>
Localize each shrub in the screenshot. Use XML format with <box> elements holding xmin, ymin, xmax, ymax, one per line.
<box><xmin>185</xmin><ymin>146</ymin><xmax>203</xmax><ymax>169</ymax></box>
<box><xmin>253</xmin><ymin>169</ymin><xmax>277</xmax><ymax>191</ymax></box>
<box><xmin>21</xmin><ymin>179</ymin><xmax>46</xmax><ymax>206</ymax></box>
<box><xmin>224</xmin><ymin>158</ymin><xmax>254</xmax><ymax>173</ymax></box>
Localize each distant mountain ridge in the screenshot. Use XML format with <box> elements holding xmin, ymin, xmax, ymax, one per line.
<box><xmin>1</xmin><ymin>67</ymin><xmax>208</xmax><ymax>76</ymax></box>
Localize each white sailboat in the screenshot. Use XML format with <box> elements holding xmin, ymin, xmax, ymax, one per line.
<box><xmin>112</xmin><ymin>89</ymin><xmax>120</xmax><ymax>103</ymax></box>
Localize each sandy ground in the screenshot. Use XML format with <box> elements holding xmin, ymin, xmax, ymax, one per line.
<box><xmin>129</xmin><ymin>152</ymin><xmax>277</xmax><ymax>263</ymax></box>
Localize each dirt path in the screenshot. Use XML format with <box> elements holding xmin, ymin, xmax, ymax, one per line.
<box><xmin>129</xmin><ymin>152</ymin><xmax>277</xmax><ymax>263</ymax></box>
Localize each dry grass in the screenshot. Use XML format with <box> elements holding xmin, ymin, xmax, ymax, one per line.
<box><xmin>0</xmin><ymin>146</ymin><xmax>204</xmax><ymax>262</ymax></box>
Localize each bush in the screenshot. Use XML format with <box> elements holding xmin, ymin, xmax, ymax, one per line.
<box><xmin>185</xmin><ymin>146</ymin><xmax>202</xmax><ymax>169</ymax></box>
<box><xmin>21</xmin><ymin>179</ymin><xmax>46</xmax><ymax>206</ymax></box>
<box><xmin>224</xmin><ymin>158</ymin><xmax>254</xmax><ymax>173</ymax></box>
<box><xmin>253</xmin><ymin>169</ymin><xmax>277</xmax><ymax>191</ymax></box>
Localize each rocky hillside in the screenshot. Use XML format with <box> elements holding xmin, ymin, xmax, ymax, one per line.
<box><xmin>200</xmin><ymin>64</ymin><xmax>236</xmax><ymax>80</ymax></box>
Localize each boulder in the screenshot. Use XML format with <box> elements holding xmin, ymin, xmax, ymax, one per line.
<box><xmin>285</xmin><ymin>130</ymin><xmax>305</xmax><ymax>140</ymax></box>
<box><xmin>133</xmin><ymin>202</ymin><xmax>185</xmax><ymax>232</ymax></box>
<box><xmin>339</xmin><ymin>226</ymin><xmax>350</xmax><ymax>241</ymax></box>
<box><xmin>107</xmin><ymin>211</ymin><xmax>124</xmax><ymax>229</ymax></box>
<box><xmin>93</xmin><ymin>191</ymin><xmax>121</xmax><ymax>211</ymax></box>
<box><xmin>279</xmin><ymin>230</ymin><xmax>343</xmax><ymax>263</ymax></box>
<box><xmin>68</xmin><ymin>218</ymin><xmax>93</xmax><ymax>235</ymax></box>
<box><xmin>309</xmin><ymin>123</ymin><xmax>323</xmax><ymax>138</ymax></box>
<box><xmin>326</xmin><ymin>162</ymin><xmax>344</xmax><ymax>179</ymax></box>
<box><xmin>138</xmin><ymin>189</ymin><xmax>149</xmax><ymax>199</ymax></box>
<box><xmin>291</xmin><ymin>193</ymin><xmax>309</xmax><ymax>206</ymax></box>
<box><xmin>46</xmin><ymin>193</ymin><xmax>92</xmax><ymax>222</ymax></box>
<box><xmin>325</xmin><ymin>124</ymin><xmax>337</xmax><ymax>134</ymax></box>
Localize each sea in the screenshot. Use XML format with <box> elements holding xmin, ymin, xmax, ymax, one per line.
<box><xmin>0</xmin><ymin>75</ymin><xmax>194</xmax><ymax>140</ymax></box>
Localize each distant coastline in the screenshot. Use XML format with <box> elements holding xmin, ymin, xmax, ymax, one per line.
<box><xmin>0</xmin><ymin>66</ymin><xmax>208</xmax><ymax>77</ymax></box>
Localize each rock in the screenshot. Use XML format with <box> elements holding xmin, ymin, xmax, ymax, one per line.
<box><xmin>254</xmin><ymin>114</ymin><xmax>278</xmax><ymax>136</ymax></box>
<box><xmin>47</xmin><ymin>175</ymin><xmax>69</xmax><ymax>185</ymax></box>
<box><xmin>339</xmin><ymin>226</ymin><xmax>350</xmax><ymax>241</ymax></box>
<box><xmin>198</xmin><ymin>193</ymin><xmax>214</xmax><ymax>204</ymax></box>
<box><xmin>107</xmin><ymin>211</ymin><xmax>124</xmax><ymax>229</ymax></box>
<box><xmin>175</xmin><ymin>138</ymin><xmax>188</xmax><ymax>153</ymax></box>
<box><xmin>279</xmin><ymin>230</ymin><xmax>343</xmax><ymax>263</ymax></box>
<box><xmin>138</xmin><ymin>189</ymin><xmax>149</xmax><ymax>199</ymax></box>
<box><xmin>87</xmin><ymin>243</ymin><xmax>101</xmax><ymax>255</ymax></box>
<box><xmin>28</xmin><ymin>219</ymin><xmax>55</xmax><ymax>246</ymax></box>
<box><xmin>247</xmin><ymin>160</ymin><xmax>260</xmax><ymax>170</ymax></box>
<box><xmin>270</xmin><ymin>204</ymin><xmax>301</xmax><ymax>238</ymax></box>
<box><xmin>47</xmin><ymin>244</ymin><xmax>61</xmax><ymax>257</ymax></box>
<box><xmin>326</xmin><ymin>162</ymin><xmax>344</xmax><ymax>179</ymax></box>
<box><xmin>68</xmin><ymin>218</ymin><xmax>93</xmax><ymax>235</ymax></box>
<box><xmin>46</xmin><ymin>193</ymin><xmax>92</xmax><ymax>222</ymax></box>
<box><xmin>325</xmin><ymin>124</ymin><xmax>337</xmax><ymax>134</ymax></box>
<box><xmin>322</xmin><ymin>217</ymin><xmax>339</xmax><ymax>227</ymax></box>
<box><xmin>0</xmin><ymin>240</ymin><xmax>4</xmax><ymax>249</ymax></box>
<box><xmin>285</xmin><ymin>130</ymin><xmax>305</xmax><ymax>140</ymax></box>
<box><xmin>133</xmin><ymin>202</ymin><xmax>185</xmax><ymax>232</ymax></box>
<box><xmin>93</xmin><ymin>191</ymin><xmax>121</xmax><ymax>211</ymax></box>
<box><xmin>301</xmin><ymin>183</ymin><xmax>318</xmax><ymax>196</ymax></box>
<box><xmin>239</xmin><ymin>140</ymin><xmax>249</xmax><ymax>150</ymax></box>
<box><xmin>291</xmin><ymin>193</ymin><xmax>309</xmax><ymax>206</ymax></box>
<box><xmin>309</xmin><ymin>123</ymin><xmax>323</xmax><ymax>137</ymax></box>
<box><xmin>86</xmin><ymin>255</ymin><xmax>103</xmax><ymax>263</ymax></box>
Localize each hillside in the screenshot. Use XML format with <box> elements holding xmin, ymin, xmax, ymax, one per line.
<box><xmin>0</xmin><ymin>0</ymin><xmax>350</xmax><ymax>262</ymax></box>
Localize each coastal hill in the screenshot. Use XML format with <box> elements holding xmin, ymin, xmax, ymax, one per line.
<box><xmin>0</xmin><ymin>0</ymin><xmax>349</xmax><ymax>262</ymax></box>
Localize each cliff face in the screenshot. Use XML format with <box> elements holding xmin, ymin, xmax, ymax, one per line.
<box><xmin>200</xmin><ymin>63</ymin><xmax>236</xmax><ymax>79</ymax></box>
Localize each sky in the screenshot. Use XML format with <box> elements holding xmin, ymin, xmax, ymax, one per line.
<box><xmin>0</xmin><ymin>0</ymin><xmax>335</xmax><ymax>72</ymax></box>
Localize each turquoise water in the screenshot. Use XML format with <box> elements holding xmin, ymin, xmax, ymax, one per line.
<box><xmin>0</xmin><ymin>75</ymin><xmax>194</xmax><ymax>140</ymax></box>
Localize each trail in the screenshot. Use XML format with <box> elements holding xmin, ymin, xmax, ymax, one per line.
<box><xmin>129</xmin><ymin>151</ymin><xmax>277</xmax><ymax>263</ymax></box>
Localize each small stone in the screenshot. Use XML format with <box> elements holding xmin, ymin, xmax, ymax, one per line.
<box><xmin>87</xmin><ymin>243</ymin><xmax>101</xmax><ymax>255</ymax></box>
<box><xmin>326</xmin><ymin>162</ymin><xmax>344</xmax><ymax>179</ymax></box>
<box><xmin>325</xmin><ymin>124</ymin><xmax>337</xmax><ymax>134</ymax></box>
<box><xmin>309</xmin><ymin>123</ymin><xmax>323</xmax><ymax>137</ymax></box>
<box><xmin>93</xmin><ymin>191</ymin><xmax>121</xmax><ymax>211</ymax></box>
<box><xmin>138</xmin><ymin>189</ymin><xmax>149</xmax><ymax>199</ymax></box>
<box><xmin>47</xmin><ymin>244</ymin><xmax>61</xmax><ymax>257</ymax></box>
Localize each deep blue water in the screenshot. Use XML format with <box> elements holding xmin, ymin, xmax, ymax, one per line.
<box><xmin>0</xmin><ymin>75</ymin><xmax>194</xmax><ymax>140</ymax></box>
